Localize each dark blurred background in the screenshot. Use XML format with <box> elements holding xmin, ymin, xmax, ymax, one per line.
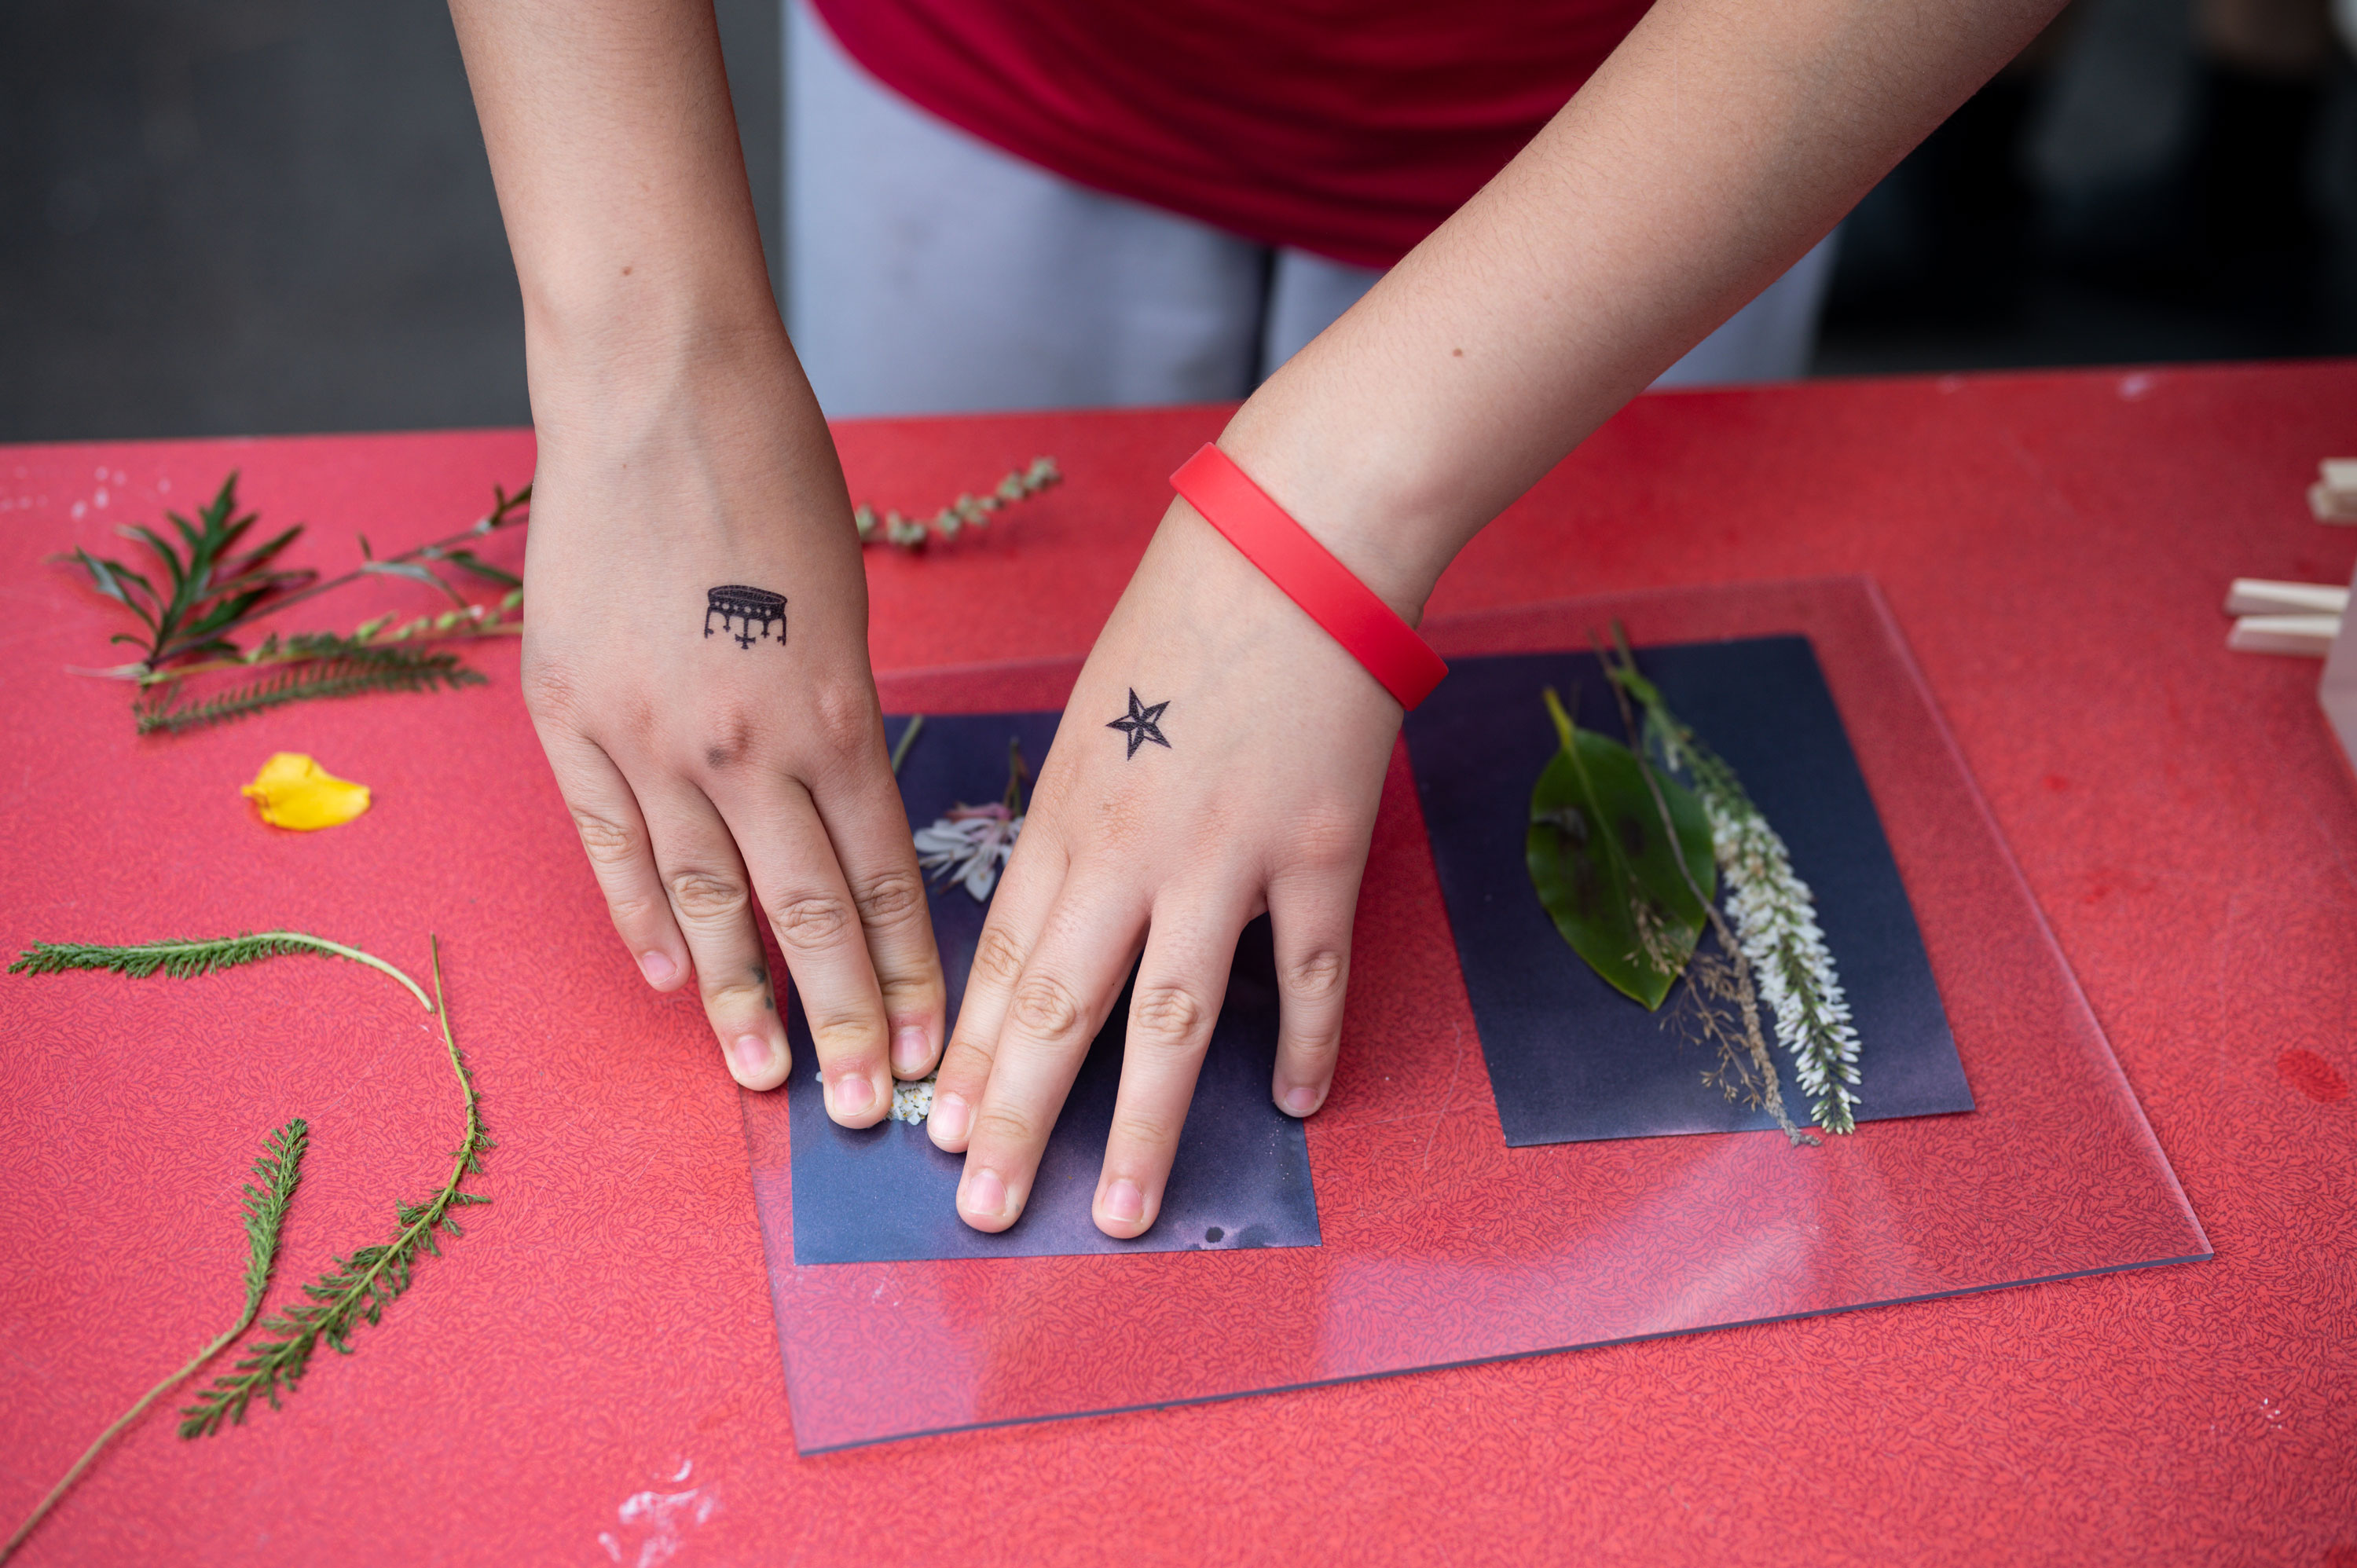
<box><xmin>1</xmin><ymin>0</ymin><xmax>2350</xmax><ymax>443</ymax></box>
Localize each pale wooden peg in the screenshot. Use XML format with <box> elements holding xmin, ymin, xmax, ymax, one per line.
<box><xmin>2223</xmin><ymin>578</ymin><xmax>2352</xmax><ymax>617</ymax></box>
<box><xmin>2310</xmin><ymin>458</ymin><xmax>2357</xmax><ymax>523</ymax></box>
<box><xmin>2322</xmin><ymin>557</ymin><xmax>2357</xmax><ymax>775</ymax></box>
<box><xmin>2227</xmin><ymin>613</ymin><xmax>2343</xmax><ymax>658</ymax></box>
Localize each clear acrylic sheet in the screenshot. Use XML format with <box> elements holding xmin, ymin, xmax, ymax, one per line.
<box><xmin>740</xmin><ymin>577</ymin><xmax>2209</xmax><ymax>1453</ymax></box>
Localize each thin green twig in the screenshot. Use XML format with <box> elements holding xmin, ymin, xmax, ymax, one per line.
<box><xmin>889</xmin><ymin>713</ymin><xmax>926</xmax><ymax>775</ymax></box>
<box><xmin>1</xmin><ymin>1120</ymin><xmax>307</xmax><ymax>1564</ymax></box>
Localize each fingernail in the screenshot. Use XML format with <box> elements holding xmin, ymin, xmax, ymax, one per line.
<box><xmin>1102</xmin><ymin>1178</ymin><xmax>1145</xmax><ymax>1224</ymax></box>
<box><xmin>731</xmin><ymin>1034</ymin><xmax>775</xmax><ymax>1079</ymax></box>
<box><xmin>930</xmin><ymin>1092</ymin><xmax>971</xmax><ymax>1142</ymax></box>
<box><xmin>891</xmin><ymin>1024</ymin><xmax>930</xmax><ymax>1076</ymax></box>
<box><xmin>962</xmin><ymin>1166</ymin><xmax>1008</xmax><ymax>1220</ymax></box>
<box><xmin>1282</xmin><ymin>1083</ymin><xmax>1323</xmax><ymax>1116</ymax></box>
<box><xmin>640</xmin><ymin>951</ymin><xmax>676</xmax><ymax>986</ymax></box>
<box><xmin>831</xmin><ymin>1073</ymin><xmax>874</xmax><ymax>1116</ymax></box>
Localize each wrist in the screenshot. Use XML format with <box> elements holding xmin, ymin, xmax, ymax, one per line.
<box><xmin>524</xmin><ymin>306</ymin><xmax>815</xmax><ymax>457</ymax></box>
<box><xmin>521</xmin><ymin>254</ymin><xmax>787</xmax><ymax>407</ymax></box>
<box><xmin>1212</xmin><ymin>401</ymin><xmax>1469</xmax><ymax>627</ymax></box>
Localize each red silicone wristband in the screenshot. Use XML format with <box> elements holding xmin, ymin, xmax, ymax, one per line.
<box><xmin>1170</xmin><ymin>444</ymin><xmax>1449</xmax><ymax>710</ymax></box>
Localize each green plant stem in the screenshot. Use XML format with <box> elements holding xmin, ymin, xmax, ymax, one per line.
<box><xmin>2</xmin><ymin>1120</ymin><xmax>306</xmax><ymax>1565</ymax></box>
<box><xmin>1</xmin><ymin>1344</ymin><xmax>221</xmax><ymax>1563</ymax></box>
<box><xmin>889</xmin><ymin>713</ymin><xmax>926</xmax><ymax>775</ymax></box>
<box><xmin>126</xmin><ymin>622</ymin><xmax>522</xmax><ymax>685</ymax></box>
<box><xmin>242</xmin><ymin>487</ymin><xmax>530</xmax><ymax>629</ymax></box>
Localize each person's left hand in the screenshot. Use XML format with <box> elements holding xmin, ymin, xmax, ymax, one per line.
<box><xmin>922</xmin><ymin>495</ymin><xmax>1406</xmax><ymax>1237</ymax></box>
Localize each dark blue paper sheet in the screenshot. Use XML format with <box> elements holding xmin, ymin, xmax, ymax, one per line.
<box><xmin>1401</xmin><ymin>637</ymin><xmax>1974</xmax><ymax>1145</ymax></box>
<box><xmin>783</xmin><ymin>710</ymin><xmax>1321</xmax><ymax>1264</ymax></box>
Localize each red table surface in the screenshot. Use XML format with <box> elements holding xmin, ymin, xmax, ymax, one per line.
<box><xmin>2</xmin><ymin>361</ymin><xmax>2352</xmax><ymax>1565</ymax></box>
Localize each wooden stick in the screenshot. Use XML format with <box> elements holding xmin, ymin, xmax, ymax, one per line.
<box><xmin>2224</xmin><ymin>578</ymin><xmax>2351</xmax><ymax>617</ymax></box>
<box><xmin>2227</xmin><ymin>614</ymin><xmax>2342</xmax><ymax>658</ymax></box>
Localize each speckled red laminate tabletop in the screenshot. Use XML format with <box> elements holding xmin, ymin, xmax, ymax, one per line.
<box><xmin>2</xmin><ymin>361</ymin><xmax>2351</xmax><ymax>1565</ymax></box>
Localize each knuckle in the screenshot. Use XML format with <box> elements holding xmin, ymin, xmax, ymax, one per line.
<box><xmin>970</xmin><ymin>927</ymin><xmax>1028</xmax><ymax>990</ymax></box>
<box><xmin>1282</xmin><ymin>1026</ymin><xmax>1343</xmax><ymax>1072</ymax></box>
<box><xmin>1285</xmin><ymin>808</ymin><xmax>1365</xmax><ymax>874</ymax></box>
<box><xmin>934</xmin><ymin>1038</ymin><xmax>994</xmax><ymax>1088</ymax></box>
<box><xmin>769</xmin><ymin>892</ymin><xmax>854</xmax><ymax>951</ymax></box>
<box><xmin>1109</xmin><ymin>1108</ymin><xmax>1182</xmax><ymax>1152</ymax></box>
<box><xmin>604</xmin><ymin>891</ymin><xmax>662</xmax><ymax>929</ymax></box>
<box><xmin>808</xmin><ymin>1013</ymin><xmax>884</xmax><ymax>1059</ymax></box>
<box><xmin>1283</xmin><ymin>948</ymin><xmax>1350</xmax><ymax>1005</ymax></box>
<box><xmin>667</xmin><ymin>869</ymin><xmax>750</xmax><ymax>923</ymax></box>
<box><xmin>521</xmin><ymin>656</ymin><xmax>581</xmax><ymax>720</ymax></box>
<box><xmin>702</xmin><ymin>975</ymin><xmax>771</xmax><ymax>1016</ymax></box>
<box><xmin>852</xmin><ymin>870</ymin><xmax>926</xmax><ymax>929</ymax></box>
<box><xmin>972</xmin><ymin>1105</ymin><xmax>1038</xmax><ymax>1149</ymax></box>
<box><xmin>1128</xmin><ymin>984</ymin><xmax>1208</xmax><ymax>1053</ymax></box>
<box><xmin>695</xmin><ymin>702</ymin><xmax>760</xmax><ymax>773</ymax></box>
<box><xmin>569</xmin><ymin>807</ymin><xmax>639</xmax><ymax>866</ymax></box>
<box><xmin>810</xmin><ymin>681</ymin><xmax>876</xmax><ymax>753</ymax></box>
<box><xmin>1010</xmin><ymin>973</ymin><xmax>1090</xmax><ymax>1044</ymax></box>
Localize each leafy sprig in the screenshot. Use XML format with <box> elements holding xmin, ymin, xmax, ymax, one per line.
<box><xmin>69</xmin><ymin>472</ymin><xmax>313</xmax><ymax>669</ymax></box>
<box><xmin>254</xmin><ymin>481</ymin><xmax>532</xmax><ymax>628</ymax></box>
<box><xmin>11</xmin><ymin>929</ymin><xmax>434</xmax><ymax>1009</ymax></box>
<box><xmin>134</xmin><ymin>642</ymin><xmax>487</xmax><ymax>735</ymax></box>
<box><xmin>853</xmin><ymin>456</ymin><xmax>1061</xmax><ymax>548</ymax></box>
<box><xmin>181</xmin><ymin>938</ymin><xmax>489</xmax><ymax>1436</ymax></box>
<box><xmin>1601</xmin><ymin>626</ymin><xmax>1852</xmax><ymax>1136</ymax></box>
<box><xmin>61</xmin><ymin>478</ymin><xmax>530</xmax><ymax>736</ymax></box>
<box><xmin>2</xmin><ymin>1120</ymin><xmax>307</xmax><ymax>1563</ymax></box>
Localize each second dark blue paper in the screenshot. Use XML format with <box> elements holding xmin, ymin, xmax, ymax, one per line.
<box><xmin>1402</xmin><ymin>637</ymin><xmax>1974</xmax><ymax>1146</ymax></box>
<box><xmin>783</xmin><ymin>710</ymin><xmax>1321</xmax><ymax>1265</ymax></box>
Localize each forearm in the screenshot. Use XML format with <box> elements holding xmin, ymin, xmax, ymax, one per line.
<box><xmin>1219</xmin><ymin>0</ymin><xmax>2063</xmax><ymax>619</ymax></box>
<box><xmin>449</xmin><ymin>0</ymin><xmax>801</xmax><ymax>436</ymax></box>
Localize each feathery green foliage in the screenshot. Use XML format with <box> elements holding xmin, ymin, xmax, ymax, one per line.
<box><xmin>11</xmin><ymin>930</ymin><xmax>434</xmax><ymax>1010</ymax></box>
<box><xmin>180</xmin><ymin>939</ymin><xmax>490</xmax><ymax>1437</ymax></box>
<box><xmin>60</xmin><ymin>475</ymin><xmax>530</xmax><ymax>734</ymax></box>
<box><xmin>134</xmin><ymin>643</ymin><xmax>486</xmax><ymax>735</ymax></box>
<box><xmin>2</xmin><ymin>1120</ymin><xmax>308</xmax><ymax>1564</ymax></box>
<box><xmin>68</xmin><ymin>472</ymin><xmax>313</xmax><ymax>668</ymax></box>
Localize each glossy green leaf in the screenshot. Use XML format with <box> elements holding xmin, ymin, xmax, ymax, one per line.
<box><xmin>1525</xmin><ymin>687</ymin><xmax>1717</xmax><ymax>1009</ymax></box>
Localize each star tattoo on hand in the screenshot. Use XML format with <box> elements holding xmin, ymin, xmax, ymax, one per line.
<box><xmin>1106</xmin><ymin>688</ymin><xmax>1171</xmax><ymax>759</ymax></box>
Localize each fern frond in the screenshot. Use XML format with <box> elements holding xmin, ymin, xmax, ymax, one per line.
<box><xmin>2</xmin><ymin>1120</ymin><xmax>307</xmax><ymax>1563</ymax></box>
<box><xmin>236</xmin><ymin>1121</ymin><xmax>310</xmax><ymax>1314</ymax></box>
<box><xmin>10</xmin><ymin>931</ymin><xmax>434</xmax><ymax>1012</ymax></box>
<box><xmin>134</xmin><ymin>648</ymin><xmax>485</xmax><ymax>735</ymax></box>
<box><xmin>180</xmin><ymin>940</ymin><xmax>489</xmax><ymax>1438</ymax></box>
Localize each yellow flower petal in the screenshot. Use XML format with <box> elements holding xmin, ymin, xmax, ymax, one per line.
<box><xmin>241</xmin><ymin>753</ymin><xmax>371</xmax><ymax>830</ymax></box>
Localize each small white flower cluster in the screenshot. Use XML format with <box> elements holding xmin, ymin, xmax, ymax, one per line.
<box><xmin>890</xmin><ymin>1075</ymin><xmax>937</xmax><ymax>1124</ymax></box>
<box><xmin>914</xmin><ymin>805</ymin><xmax>1024</xmax><ymax>900</ymax></box>
<box><xmin>1703</xmin><ymin>797</ymin><xmax>1863</xmax><ymax>1134</ymax></box>
<box><xmin>853</xmin><ymin>456</ymin><xmax>1061</xmax><ymax>549</ymax></box>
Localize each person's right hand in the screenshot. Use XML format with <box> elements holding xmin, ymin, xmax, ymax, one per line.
<box><xmin>518</xmin><ymin>341</ymin><xmax>944</xmax><ymax>1123</ymax></box>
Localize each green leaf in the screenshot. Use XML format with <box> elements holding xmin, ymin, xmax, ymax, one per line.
<box><xmin>358</xmin><ymin>559</ymin><xmax>467</xmax><ymax>605</ymax></box>
<box><xmin>1526</xmin><ymin>687</ymin><xmax>1716</xmax><ymax>1009</ymax></box>
<box><xmin>436</xmin><ymin>550</ymin><xmax>521</xmax><ymax>589</ymax></box>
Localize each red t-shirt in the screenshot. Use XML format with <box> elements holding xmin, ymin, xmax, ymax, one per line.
<box><xmin>810</xmin><ymin>0</ymin><xmax>1655</xmax><ymax>271</ymax></box>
